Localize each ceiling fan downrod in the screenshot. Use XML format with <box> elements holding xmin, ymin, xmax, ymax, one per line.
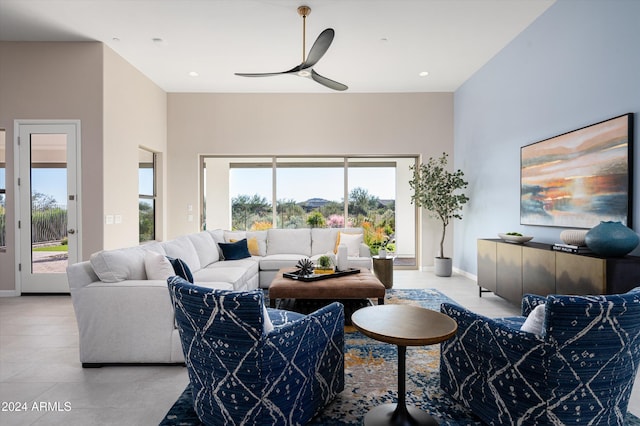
<box><xmin>298</xmin><ymin>6</ymin><xmax>311</xmax><ymax>63</ymax></box>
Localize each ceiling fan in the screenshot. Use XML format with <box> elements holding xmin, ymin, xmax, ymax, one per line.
<box><xmin>235</xmin><ymin>5</ymin><xmax>348</xmax><ymax>91</ymax></box>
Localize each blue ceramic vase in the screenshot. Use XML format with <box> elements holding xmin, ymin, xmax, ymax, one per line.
<box><xmin>585</xmin><ymin>221</ymin><xmax>639</xmax><ymax>257</ymax></box>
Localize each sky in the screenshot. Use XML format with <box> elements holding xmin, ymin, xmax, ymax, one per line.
<box><xmin>21</xmin><ymin>165</ymin><xmax>397</xmax><ymax>210</ymax></box>
<box><xmin>230</xmin><ymin>167</ymin><xmax>396</xmax><ymax>202</ymax></box>
<box><xmin>31</xmin><ymin>169</ymin><xmax>68</xmax><ymax>206</ymax></box>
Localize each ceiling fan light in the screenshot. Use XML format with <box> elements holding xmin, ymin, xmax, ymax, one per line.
<box><xmin>298</xmin><ymin>70</ymin><xmax>311</xmax><ymax>77</ymax></box>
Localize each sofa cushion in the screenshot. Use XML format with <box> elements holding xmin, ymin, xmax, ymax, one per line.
<box><xmin>209</xmin><ymin>257</ymin><xmax>260</xmax><ymax>273</ymax></box>
<box><xmin>193</xmin><ymin>281</ymin><xmax>234</xmax><ymax>291</ymax></box>
<box><xmin>186</xmin><ymin>231</ymin><xmax>219</xmax><ymax>267</ymax></box>
<box><xmin>336</xmin><ymin>232</ymin><xmax>364</xmax><ymax>256</ymax></box>
<box><xmin>224</xmin><ymin>230</ymin><xmax>246</xmax><ymax>242</ymax></box>
<box><xmin>144</xmin><ymin>251</ymin><xmax>175</xmax><ymax>280</ymax></box>
<box><xmin>347</xmin><ymin>256</ymin><xmax>373</xmax><ymax>270</ymax></box>
<box><xmin>207</xmin><ymin>229</ymin><xmax>226</xmax><ymax>258</ymax></box>
<box><xmin>162</xmin><ymin>236</ymin><xmax>201</xmax><ymax>271</ymax></box>
<box><xmin>141</xmin><ymin>241</ymin><xmax>167</xmax><ymax>256</ymax></box>
<box><xmin>219</xmin><ymin>239</ymin><xmax>252</xmax><ymax>260</ymax></box>
<box><xmin>192</xmin><ymin>266</ymin><xmax>253</xmax><ymax>291</ymax></box>
<box><xmin>311</xmin><ymin>228</ymin><xmax>339</xmax><ymax>255</ymax></box>
<box><xmin>90</xmin><ymin>246</ymin><xmax>149</xmax><ymax>283</ymax></box>
<box><xmin>267</xmin><ymin>229</ymin><xmax>311</xmax><ymax>256</ymax></box>
<box><xmin>260</xmin><ymin>254</ymin><xmax>309</xmax><ymax>271</ymax></box>
<box><xmin>226</xmin><ymin>231</ymin><xmax>267</xmax><ymax>257</ymax></box>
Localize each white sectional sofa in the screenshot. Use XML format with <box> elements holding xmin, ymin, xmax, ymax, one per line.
<box><xmin>67</xmin><ymin>227</ymin><xmax>372</xmax><ymax>366</ymax></box>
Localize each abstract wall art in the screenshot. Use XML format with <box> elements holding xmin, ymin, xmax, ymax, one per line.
<box><xmin>521</xmin><ymin>113</ymin><xmax>634</xmax><ymax>228</ymax></box>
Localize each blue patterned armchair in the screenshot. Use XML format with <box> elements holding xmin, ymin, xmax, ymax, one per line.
<box><xmin>167</xmin><ymin>276</ymin><xmax>344</xmax><ymax>425</ymax></box>
<box><xmin>440</xmin><ymin>288</ymin><xmax>640</xmax><ymax>425</ymax></box>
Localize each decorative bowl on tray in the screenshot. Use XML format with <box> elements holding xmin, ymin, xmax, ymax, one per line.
<box><xmin>498</xmin><ymin>233</ymin><xmax>533</xmax><ymax>244</ymax></box>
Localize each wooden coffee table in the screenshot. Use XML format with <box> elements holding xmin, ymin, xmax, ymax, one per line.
<box><xmin>268</xmin><ymin>267</ymin><xmax>386</xmax><ymax>308</ymax></box>
<box><xmin>351</xmin><ymin>305</ymin><xmax>458</xmax><ymax>425</ymax></box>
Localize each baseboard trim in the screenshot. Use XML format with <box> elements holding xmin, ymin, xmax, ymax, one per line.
<box><xmin>421</xmin><ymin>265</ymin><xmax>477</xmax><ymax>281</ymax></box>
<box><xmin>0</xmin><ymin>290</ymin><xmax>20</xmax><ymax>297</ymax></box>
<box><xmin>454</xmin><ymin>267</ymin><xmax>477</xmax><ymax>282</ymax></box>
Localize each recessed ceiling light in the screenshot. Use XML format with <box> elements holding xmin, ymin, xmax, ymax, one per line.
<box><xmin>189</xmin><ymin>71</ymin><xmax>199</xmax><ymax>77</ymax></box>
<box><xmin>112</xmin><ymin>37</ymin><xmax>120</xmax><ymax>42</ymax></box>
<box><xmin>419</xmin><ymin>71</ymin><xmax>430</xmax><ymax>77</ymax></box>
<box><xmin>152</xmin><ymin>37</ymin><xmax>163</xmax><ymax>44</ymax></box>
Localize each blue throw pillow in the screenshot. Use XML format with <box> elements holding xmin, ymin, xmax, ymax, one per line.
<box><xmin>219</xmin><ymin>239</ymin><xmax>252</xmax><ymax>260</ymax></box>
<box><xmin>167</xmin><ymin>257</ymin><xmax>194</xmax><ymax>283</ymax></box>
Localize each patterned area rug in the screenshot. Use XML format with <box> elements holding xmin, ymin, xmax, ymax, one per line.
<box><xmin>161</xmin><ymin>289</ymin><xmax>640</xmax><ymax>425</ymax></box>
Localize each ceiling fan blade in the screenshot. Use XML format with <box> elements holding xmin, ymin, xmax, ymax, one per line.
<box><xmin>302</xmin><ymin>28</ymin><xmax>334</xmax><ymax>69</ymax></box>
<box><xmin>311</xmin><ymin>69</ymin><xmax>348</xmax><ymax>91</ymax></box>
<box><xmin>235</xmin><ymin>63</ymin><xmax>304</xmax><ymax>78</ymax></box>
<box><xmin>235</xmin><ymin>71</ymin><xmax>290</xmax><ymax>77</ymax></box>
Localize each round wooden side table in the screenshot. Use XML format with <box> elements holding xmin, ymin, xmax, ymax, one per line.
<box><xmin>351</xmin><ymin>305</ymin><xmax>458</xmax><ymax>425</ymax></box>
<box><xmin>372</xmin><ymin>255</ymin><xmax>394</xmax><ymax>289</ymax></box>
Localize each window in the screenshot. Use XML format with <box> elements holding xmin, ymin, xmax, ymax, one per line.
<box><xmin>276</xmin><ymin>158</ymin><xmax>344</xmax><ymax>229</ymax></box>
<box><xmin>0</xmin><ymin>129</ymin><xmax>5</xmax><ymax>251</ymax></box>
<box><xmin>229</xmin><ymin>159</ymin><xmax>273</xmax><ymax>230</ymax></box>
<box><xmin>139</xmin><ymin>148</ymin><xmax>156</xmax><ymax>242</ymax></box>
<box><xmin>202</xmin><ymin>155</ymin><xmax>418</xmax><ymax>267</ymax></box>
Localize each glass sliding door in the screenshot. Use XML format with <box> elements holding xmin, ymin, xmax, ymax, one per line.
<box><xmin>347</xmin><ymin>157</ymin><xmax>417</xmax><ymax>266</ymax></box>
<box><xmin>199</xmin><ymin>154</ymin><xmax>418</xmax><ymax>269</ymax></box>
<box><xmin>203</xmin><ymin>156</ymin><xmax>273</xmax><ymax>231</ymax></box>
<box><xmin>347</xmin><ymin>158</ymin><xmax>396</xmax><ymax>255</ymax></box>
<box><xmin>229</xmin><ymin>159</ymin><xmax>273</xmax><ymax>230</ymax></box>
<box><xmin>275</xmin><ymin>158</ymin><xmax>344</xmax><ymax>229</ymax></box>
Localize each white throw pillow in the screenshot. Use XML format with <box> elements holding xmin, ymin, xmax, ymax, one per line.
<box><xmin>520</xmin><ymin>304</ymin><xmax>545</xmax><ymax>335</ymax></box>
<box><xmin>336</xmin><ymin>232</ymin><xmax>363</xmax><ymax>257</ymax></box>
<box><xmin>263</xmin><ymin>304</ymin><xmax>274</xmax><ymax>333</ymax></box>
<box><xmin>144</xmin><ymin>251</ymin><xmax>175</xmax><ymax>280</ymax></box>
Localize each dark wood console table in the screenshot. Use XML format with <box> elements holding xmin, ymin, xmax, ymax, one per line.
<box><xmin>477</xmin><ymin>239</ymin><xmax>640</xmax><ymax>305</ymax></box>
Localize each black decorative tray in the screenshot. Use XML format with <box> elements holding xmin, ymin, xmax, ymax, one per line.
<box><xmin>283</xmin><ymin>268</ymin><xmax>361</xmax><ymax>282</ymax></box>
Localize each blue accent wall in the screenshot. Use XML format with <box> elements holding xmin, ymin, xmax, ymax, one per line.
<box><xmin>453</xmin><ymin>0</ymin><xmax>640</xmax><ymax>275</ymax></box>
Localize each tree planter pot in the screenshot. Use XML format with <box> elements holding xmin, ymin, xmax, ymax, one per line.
<box><xmin>434</xmin><ymin>257</ymin><xmax>452</xmax><ymax>277</ymax></box>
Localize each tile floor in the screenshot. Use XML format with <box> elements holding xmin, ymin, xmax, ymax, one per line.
<box><xmin>1</xmin><ymin>270</ymin><xmax>638</xmax><ymax>425</ymax></box>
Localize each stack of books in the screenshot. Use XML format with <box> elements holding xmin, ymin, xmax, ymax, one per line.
<box><xmin>551</xmin><ymin>243</ymin><xmax>592</xmax><ymax>254</ymax></box>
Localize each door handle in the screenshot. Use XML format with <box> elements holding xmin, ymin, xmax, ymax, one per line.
<box><xmin>68</xmin><ymin>229</ymin><xmax>76</xmax><ymax>234</ymax></box>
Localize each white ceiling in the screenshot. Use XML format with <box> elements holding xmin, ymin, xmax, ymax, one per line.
<box><xmin>0</xmin><ymin>0</ymin><xmax>554</xmax><ymax>93</ymax></box>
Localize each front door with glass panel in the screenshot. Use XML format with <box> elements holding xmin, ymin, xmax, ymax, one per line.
<box><xmin>16</xmin><ymin>122</ymin><xmax>80</xmax><ymax>293</ymax></box>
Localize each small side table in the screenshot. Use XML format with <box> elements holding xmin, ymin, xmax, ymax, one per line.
<box><xmin>351</xmin><ymin>305</ymin><xmax>458</xmax><ymax>425</ymax></box>
<box><xmin>372</xmin><ymin>256</ymin><xmax>394</xmax><ymax>289</ymax></box>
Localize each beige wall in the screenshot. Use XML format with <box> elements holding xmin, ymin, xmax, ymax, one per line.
<box><xmin>0</xmin><ymin>42</ymin><xmax>453</xmax><ymax>293</ymax></box>
<box><xmin>167</xmin><ymin>92</ymin><xmax>453</xmax><ymax>267</ymax></box>
<box><xmin>102</xmin><ymin>47</ymin><xmax>167</xmax><ymax>249</ymax></box>
<box><xmin>0</xmin><ymin>42</ymin><xmax>166</xmax><ymax>293</ymax></box>
<box><xmin>0</xmin><ymin>42</ymin><xmax>104</xmax><ymax>293</ymax></box>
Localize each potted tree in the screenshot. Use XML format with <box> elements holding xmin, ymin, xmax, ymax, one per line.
<box><xmin>409</xmin><ymin>153</ymin><xmax>469</xmax><ymax>277</ymax></box>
